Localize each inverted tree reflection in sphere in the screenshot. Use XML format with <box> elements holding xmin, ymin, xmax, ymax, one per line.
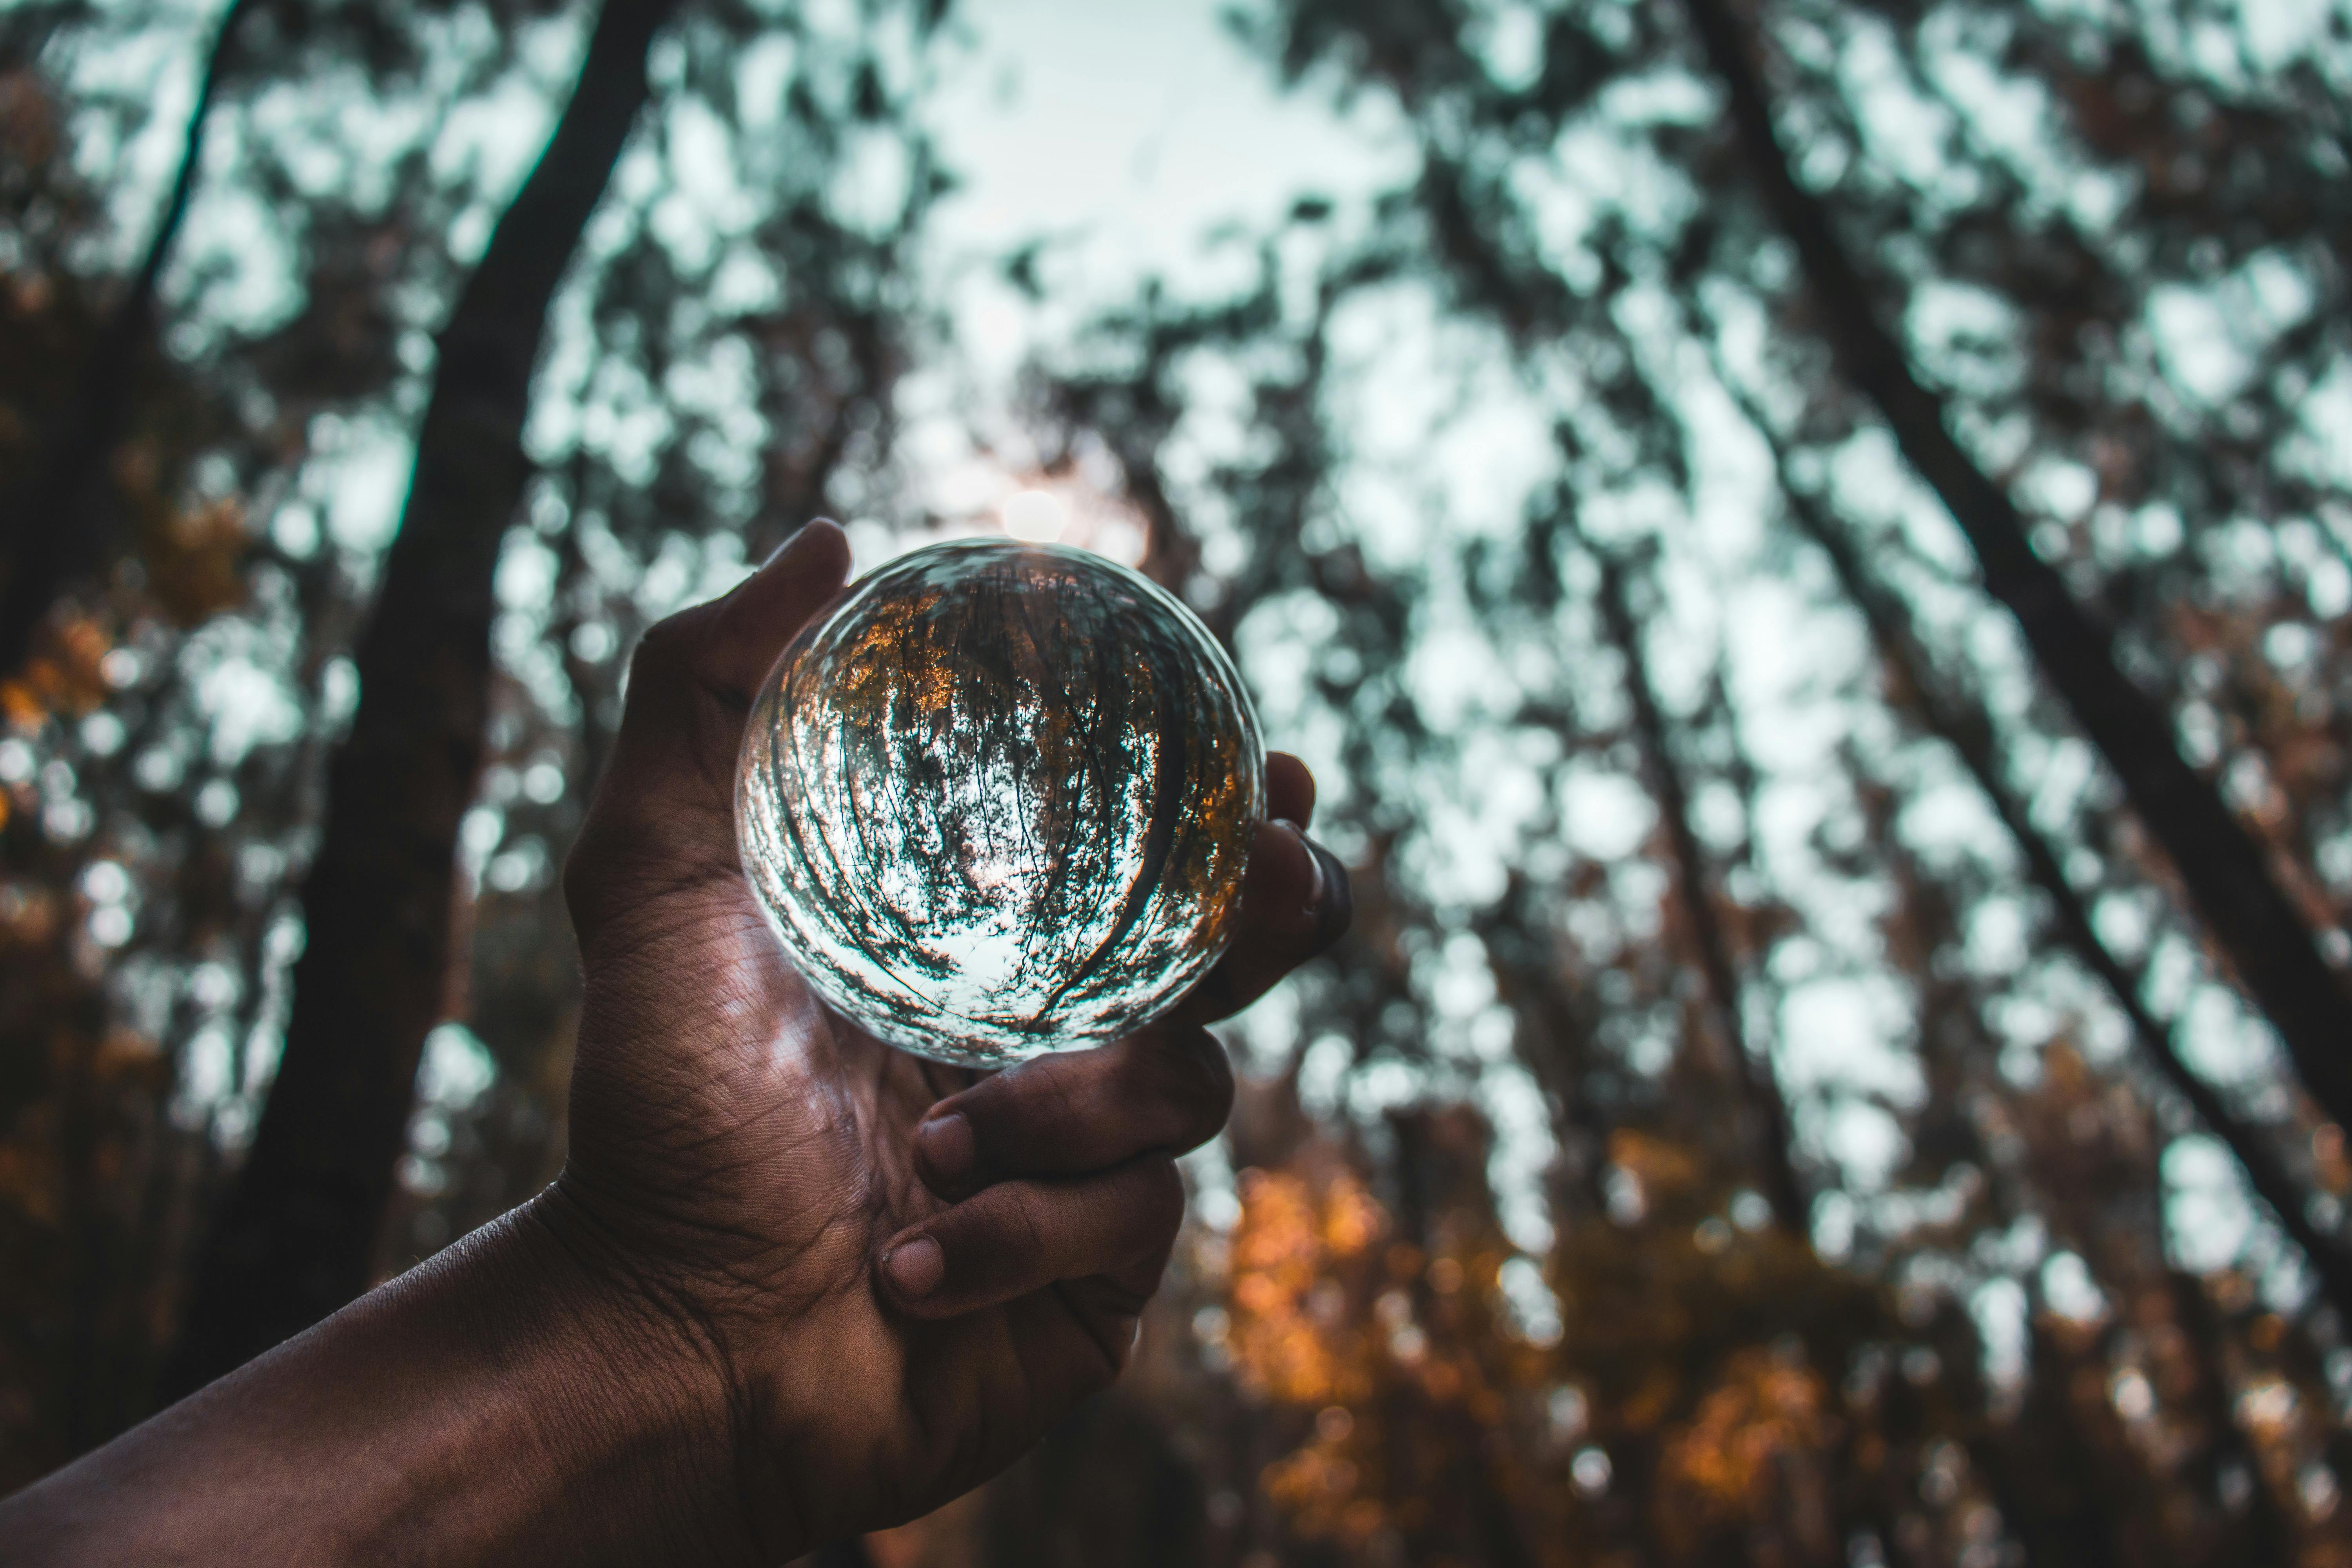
<box><xmin>737</xmin><ymin>537</ymin><xmax>1265</xmax><ymax>1067</ymax></box>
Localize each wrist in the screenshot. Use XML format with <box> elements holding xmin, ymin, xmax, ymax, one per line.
<box><xmin>495</xmin><ymin>1183</ymin><xmax>794</xmax><ymax>1566</ymax></box>
<box><xmin>527</xmin><ymin>1169</ymin><xmax>898</xmax><ymax>1557</ymax></box>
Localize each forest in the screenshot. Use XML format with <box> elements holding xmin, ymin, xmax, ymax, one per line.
<box><xmin>6</xmin><ymin>0</ymin><xmax>2352</xmax><ymax>1562</ymax></box>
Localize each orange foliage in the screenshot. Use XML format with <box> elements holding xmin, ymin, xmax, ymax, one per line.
<box><xmin>145</xmin><ymin>495</ymin><xmax>249</xmax><ymax>625</ymax></box>
<box><xmin>1653</xmin><ymin>1348</ymin><xmax>1833</xmax><ymax>1545</ymax></box>
<box><xmin>1206</xmin><ymin>1123</ymin><xmax>1580</xmax><ymax>1563</ymax></box>
<box><xmin>1225</xmin><ymin>1165</ymin><xmax>1387</xmax><ymax>1407</ymax></box>
<box><xmin>0</xmin><ymin>617</ymin><xmax>113</xmax><ymax>729</ymax></box>
<box><xmin>1605</xmin><ymin>1127</ymin><xmax>1702</xmax><ymax>1211</ymax></box>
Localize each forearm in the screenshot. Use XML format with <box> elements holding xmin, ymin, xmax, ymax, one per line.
<box><xmin>1</xmin><ymin>1193</ymin><xmax>764</xmax><ymax>1567</ymax></box>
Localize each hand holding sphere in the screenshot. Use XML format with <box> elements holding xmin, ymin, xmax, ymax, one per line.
<box><xmin>0</xmin><ymin>524</ymin><xmax>1351</xmax><ymax>1567</ymax></box>
<box><xmin>550</xmin><ymin>521</ymin><xmax>1347</xmax><ymax>1550</ymax></box>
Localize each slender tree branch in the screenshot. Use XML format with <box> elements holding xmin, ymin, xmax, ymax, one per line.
<box><xmin>0</xmin><ymin>0</ymin><xmax>260</xmax><ymax>674</ymax></box>
<box><xmin>1478</xmin><ymin>880</ymin><xmax>1619</xmax><ymax>1220</ymax></box>
<box><xmin>163</xmin><ymin>0</ymin><xmax>681</xmax><ymax>1394</ymax></box>
<box><xmin>1682</xmin><ymin>0</ymin><xmax>2352</xmax><ymax>1135</ymax></box>
<box><xmin>1583</xmin><ymin>530</ymin><xmax>1809</xmax><ymax>1234</ymax></box>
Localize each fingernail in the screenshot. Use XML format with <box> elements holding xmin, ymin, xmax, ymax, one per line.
<box><xmin>1273</xmin><ymin>819</ymin><xmax>1325</xmax><ymax>935</ymax></box>
<box><xmin>765</xmin><ymin>517</ymin><xmax>842</xmax><ymax>568</ymax></box>
<box><xmin>727</xmin><ymin>523</ymin><xmax>831</xmax><ymax>600</ymax></box>
<box><xmin>883</xmin><ymin>1236</ymin><xmax>945</xmax><ymax>1299</ymax></box>
<box><xmin>918</xmin><ymin>1112</ymin><xmax>975</xmax><ymax>1188</ymax></box>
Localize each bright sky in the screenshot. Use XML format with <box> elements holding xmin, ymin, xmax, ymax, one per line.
<box><xmin>915</xmin><ymin>0</ymin><xmax>1410</xmax><ymax>381</ymax></box>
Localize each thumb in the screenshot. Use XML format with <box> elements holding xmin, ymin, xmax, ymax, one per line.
<box><xmin>564</xmin><ymin>522</ymin><xmax>851</xmax><ymax>941</ymax></box>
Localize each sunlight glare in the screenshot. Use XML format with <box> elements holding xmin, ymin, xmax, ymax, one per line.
<box><xmin>1002</xmin><ymin>488</ymin><xmax>1069</xmax><ymax>542</ymax></box>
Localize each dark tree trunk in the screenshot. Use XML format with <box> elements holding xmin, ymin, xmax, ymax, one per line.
<box><xmin>1985</xmin><ymin>1312</ymin><xmax>2128</xmax><ymax>1568</ymax></box>
<box><xmin>1747</xmin><ymin>400</ymin><xmax>2352</xmax><ymax>1321</ymax></box>
<box><xmin>1682</xmin><ymin>0</ymin><xmax>2352</xmax><ymax>1136</ymax></box>
<box><xmin>1479</xmin><ymin>884</ymin><xmax>1619</xmax><ymax>1218</ymax></box>
<box><xmin>1386</xmin><ymin>1111</ymin><xmax>1543</xmax><ymax>1568</ymax></box>
<box><xmin>162</xmin><ymin>0</ymin><xmax>679</xmax><ymax>1396</ymax></box>
<box><xmin>0</xmin><ymin>0</ymin><xmax>258</xmax><ymax>675</ymax></box>
<box><xmin>1587</xmin><ymin>537</ymin><xmax>1808</xmax><ymax>1234</ymax></box>
<box><xmin>2165</xmin><ymin>1272</ymin><xmax>2294</xmax><ymax>1564</ymax></box>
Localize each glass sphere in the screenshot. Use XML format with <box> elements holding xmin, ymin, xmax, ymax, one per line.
<box><xmin>737</xmin><ymin>537</ymin><xmax>1265</xmax><ymax>1067</ymax></box>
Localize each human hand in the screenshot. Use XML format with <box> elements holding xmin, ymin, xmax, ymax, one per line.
<box><xmin>542</xmin><ymin>521</ymin><xmax>1350</xmax><ymax>1562</ymax></box>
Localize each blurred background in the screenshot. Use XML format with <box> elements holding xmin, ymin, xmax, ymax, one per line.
<box><xmin>6</xmin><ymin>0</ymin><xmax>2352</xmax><ymax>1561</ymax></box>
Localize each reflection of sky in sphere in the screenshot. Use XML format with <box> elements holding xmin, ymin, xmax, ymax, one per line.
<box><xmin>739</xmin><ymin>538</ymin><xmax>1263</xmax><ymax>1067</ymax></box>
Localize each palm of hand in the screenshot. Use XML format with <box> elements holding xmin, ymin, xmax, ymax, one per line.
<box><xmin>565</xmin><ymin>871</ymin><xmax>1136</xmax><ymax>1535</ymax></box>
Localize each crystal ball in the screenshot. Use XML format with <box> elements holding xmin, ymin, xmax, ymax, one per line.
<box><xmin>736</xmin><ymin>537</ymin><xmax>1266</xmax><ymax>1067</ymax></box>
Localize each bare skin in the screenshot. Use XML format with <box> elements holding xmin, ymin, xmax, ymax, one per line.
<box><xmin>0</xmin><ymin>520</ymin><xmax>1349</xmax><ymax>1566</ymax></box>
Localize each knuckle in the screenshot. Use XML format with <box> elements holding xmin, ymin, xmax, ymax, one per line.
<box><xmin>1311</xmin><ymin>855</ymin><xmax>1354</xmax><ymax>949</ymax></box>
<box><xmin>560</xmin><ymin>836</ymin><xmax>597</xmax><ymax>920</ymax></box>
<box><xmin>971</xmin><ymin>1053</ymin><xmax>1077</xmax><ymax>1140</ymax></box>
<box><xmin>1149</xmin><ymin>1030</ymin><xmax>1234</xmax><ymax>1141</ymax></box>
<box><xmin>1132</xmin><ymin>1156</ymin><xmax>1187</xmax><ymax>1238</ymax></box>
<box><xmin>987</xmin><ymin>1053</ymin><xmax>1101</xmax><ymax>1149</ymax></box>
<box><xmin>1181</xmin><ymin>962</ymin><xmax>1241</xmax><ymax>1024</ymax></box>
<box><xmin>1178</xmin><ymin>1030</ymin><xmax>1236</xmax><ymax>1117</ymax></box>
<box><xmin>623</xmin><ymin>606</ymin><xmax>726</xmax><ymax>706</ymax></box>
<box><xmin>1082</xmin><ymin>1314</ymin><xmax>1142</xmax><ymax>1387</ymax></box>
<box><xmin>1004</xmin><ymin>1185</ymin><xmax>1055</xmax><ymax>1267</ymax></box>
<box><xmin>627</xmin><ymin>613</ymin><xmax>697</xmax><ymax>684</ymax></box>
<box><xmin>559</xmin><ymin>793</ymin><xmax>649</xmax><ymax>924</ymax></box>
<box><xmin>561</xmin><ymin>812</ymin><xmax>626</xmax><ymax>927</ymax></box>
<box><xmin>1075</xmin><ymin>1355</ymin><xmax>1123</xmax><ymax>1397</ymax></box>
<box><xmin>1044</xmin><ymin>1056</ymin><xmax>1097</xmax><ymax>1129</ymax></box>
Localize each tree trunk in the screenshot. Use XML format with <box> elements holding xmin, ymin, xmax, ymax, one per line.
<box><xmin>1747</xmin><ymin>400</ymin><xmax>2352</xmax><ymax>1320</ymax></box>
<box><xmin>1587</xmin><ymin>535</ymin><xmax>1808</xmax><ymax>1234</ymax></box>
<box><xmin>1986</xmin><ymin>1309</ymin><xmax>2128</xmax><ymax>1568</ymax></box>
<box><xmin>162</xmin><ymin>0</ymin><xmax>679</xmax><ymax>1396</ymax></box>
<box><xmin>0</xmin><ymin>0</ymin><xmax>258</xmax><ymax>675</ymax></box>
<box><xmin>2165</xmin><ymin>1271</ymin><xmax>2294</xmax><ymax>1564</ymax></box>
<box><xmin>1682</xmin><ymin>0</ymin><xmax>2352</xmax><ymax>1137</ymax></box>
